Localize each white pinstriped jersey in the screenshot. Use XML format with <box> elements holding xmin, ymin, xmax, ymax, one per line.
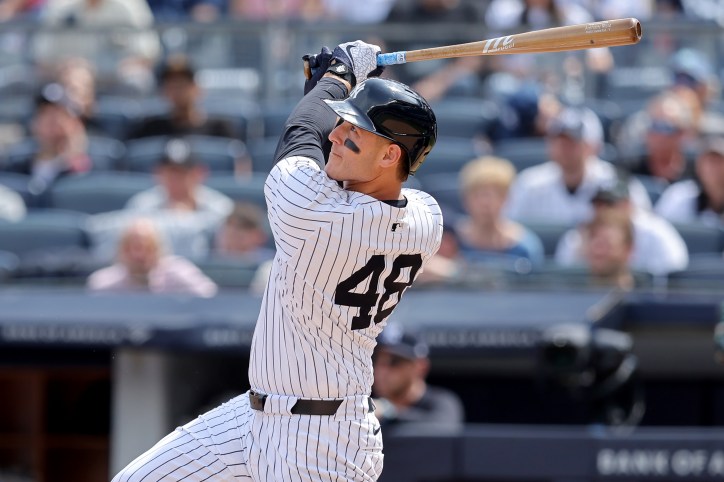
<box><xmin>249</xmin><ymin>155</ymin><xmax>443</xmax><ymax>400</ymax></box>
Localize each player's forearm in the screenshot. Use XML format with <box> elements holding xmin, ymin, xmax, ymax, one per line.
<box><xmin>273</xmin><ymin>77</ymin><xmax>349</xmax><ymax>169</ymax></box>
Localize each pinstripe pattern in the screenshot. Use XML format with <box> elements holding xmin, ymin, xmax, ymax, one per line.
<box><xmin>112</xmin><ymin>155</ymin><xmax>441</xmax><ymax>481</ymax></box>
<box><xmin>112</xmin><ymin>392</ymin><xmax>384</xmax><ymax>481</ymax></box>
<box><xmin>251</xmin><ymin>156</ymin><xmax>442</xmax><ymax>399</ymax></box>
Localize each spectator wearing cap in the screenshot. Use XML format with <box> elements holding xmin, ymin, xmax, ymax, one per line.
<box><xmin>83</xmin><ymin>138</ymin><xmax>235</xmax><ymax>262</ymax></box>
<box><xmin>125</xmin><ymin>137</ymin><xmax>233</xmax><ymax>219</ymax></box>
<box><xmin>127</xmin><ymin>54</ymin><xmax>236</xmax><ymax>140</ymax></box>
<box><xmin>4</xmin><ymin>82</ymin><xmax>92</xmax><ymax>198</ymax></box>
<box><xmin>616</xmin><ymin>92</ymin><xmax>697</xmax><ymax>184</ymax></box>
<box><xmin>146</xmin><ymin>0</ymin><xmax>226</xmax><ymax>22</ymax></box>
<box><xmin>372</xmin><ymin>322</ymin><xmax>465</xmax><ymax>430</ymax></box>
<box><xmin>504</xmin><ymin>106</ymin><xmax>652</xmax><ymax>226</ymax></box>
<box><xmin>555</xmin><ymin>176</ymin><xmax>688</xmax><ymax>276</ymax></box>
<box><xmin>87</xmin><ymin>217</ymin><xmax>217</xmax><ymax>297</ymax></box>
<box><xmin>655</xmin><ymin>136</ymin><xmax>724</xmax><ymax>228</ymax></box>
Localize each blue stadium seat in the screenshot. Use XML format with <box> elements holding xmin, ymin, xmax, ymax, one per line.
<box><xmin>196</xmin><ymin>256</ymin><xmax>265</xmax><ymax>289</ymax></box>
<box><xmin>0</xmin><ymin>249</ymin><xmax>19</xmax><ymax>282</ymax></box>
<box><xmin>49</xmin><ymin>172</ymin><xmax>155</xmax><ymax>214</ymax></box>
<box><xmin>672</xmin><ymin>223</ymin><xmax>724</xmax><ymax>255</ymax></box>
<box><xmin>415</xmin><ymin>137</ymin><xmax>482</xmax><ymax>180</ymax></box>
<box><xmin>430</xmin><ymin>97</ymin><xmax>499</xmax><ymax>139</ymax></box>
<box><xmin>0</xmin><ymin>209</ymin><xmax>92</xmax><ymax>276</ymax></box>
<box><xmin>520</xmin><ymin>221</ymin><xmax>575</xmax><ymax>257</ymax></box>
<box><xmin>123</xmin><ymin>135</ymin><xmax>248</xmax><ymax>172</ymax></box>
<box><xmin>0</xmin><ymin>171</ymin><xmax>34</xmax><ymax>206</ymax></box>
<box><xmin>1</xmin><ymin>135</ymin><xmax>126</xmax><ymax>171</ymax></box>
<box><xmin>418</xmin><ymin>172</ymin><xmax>463</xmax><ymax>216</ymax></box>
<box><xmin>247</xmin><ymin>136</ymin><xmax>280</xmax><ymax>174</ymax></box>
<box><xmin>634</xmin><ymin>174</ymin><xmax>669</xmax><ymax>206</ymax></box>
<box><xmin>492</xmin><ymin>137</ymin><xmax>548</xmax><ymax>171</ymax></box>
<box><xmin>257</xmin><ymin>98</ymin><xmax>297</xmax><ymax>139</ymax></box>
<box><xmin>204</xmin><ymin>173</ymin><xmax>268</xmax><ymax>207</ymax></box>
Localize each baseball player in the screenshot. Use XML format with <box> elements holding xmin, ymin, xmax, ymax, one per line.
<box><xmin>112</xmin><ymin>39</ymin><xmax>442</xmax><ymax>482</ymax></box>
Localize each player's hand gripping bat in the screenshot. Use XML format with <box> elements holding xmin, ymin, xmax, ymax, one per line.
<box><xmin>303</xmin><ymin>17</ymin><xmax>642</xmax><ymax>79</ymax></box>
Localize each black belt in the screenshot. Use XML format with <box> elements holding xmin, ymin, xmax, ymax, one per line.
<box><xmin>249</xmin><ymin>390</ymin><xmax>374</xmax><ymax>416</ymax></box>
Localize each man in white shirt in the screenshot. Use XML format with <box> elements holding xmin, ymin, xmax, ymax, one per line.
<box><xmin>505</xmin><ymin>106</ymin><xmax>651</xmax><ymax>225</ymax></box>
<box><xmin>555</xmin><ymin>179</ymin><xmax>689</xmax><ymax>276</ymax></box>
<box><xmin>655</xmin><ymin>135</ymin><xmax>724</xmax><ymax>227</ymax></box>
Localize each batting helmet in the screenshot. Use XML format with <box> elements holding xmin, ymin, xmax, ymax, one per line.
<box><xmin>324</xmin><ymin>78</ymin><xmax>437</xmax><ymax>175</ymax></box>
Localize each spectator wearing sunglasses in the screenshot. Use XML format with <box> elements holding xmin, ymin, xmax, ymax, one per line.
<box><xmin>372</xmin><ymin>322</ymin><xmax>465</xmax><ymax>431</ymax></box>
<box><xmin>616</xmin><ymin>91</ymin><xmax>697</xmax><ymax>185</ymax></box>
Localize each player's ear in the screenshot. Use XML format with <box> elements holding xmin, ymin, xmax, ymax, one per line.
<box><xmin>379</xmin><ymin>143</ymin><xmax>403</xmax><ymax>170</ymax></box>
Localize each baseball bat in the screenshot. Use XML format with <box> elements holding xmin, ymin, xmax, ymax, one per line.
<box><xmin>303</xmin><ymin>18</ymin><xmax>641</xmax><ymax>79</ymax></box>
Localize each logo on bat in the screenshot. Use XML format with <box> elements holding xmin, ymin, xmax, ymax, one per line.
<box><xmin>482</xmin><ymin>35</ymin><xmax>515</xmax><ymax>53</ymax></box>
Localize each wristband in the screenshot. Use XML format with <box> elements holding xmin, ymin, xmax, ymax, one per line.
<box><xmin>326</xmin><ymin>62</ymin><xmax>355</xmax><ymax>87</ymax></box>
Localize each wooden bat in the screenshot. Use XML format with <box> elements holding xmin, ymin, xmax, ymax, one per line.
<box><xmin>303</xmin><ymin>18</ymin><xmax>642</xmax><ymax>79</ymax></box>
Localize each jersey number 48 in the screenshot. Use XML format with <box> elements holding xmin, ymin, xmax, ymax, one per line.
<box><xmin>334</xmin><ymin>254</ymin><xmax>423</xmax><ymax>330</ymax></box>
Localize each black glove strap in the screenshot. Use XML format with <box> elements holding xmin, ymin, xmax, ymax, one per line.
<box><xmin>326</xmin><ymin>62</ymin><xmax>355</xmax><ymax>87</ymax></box>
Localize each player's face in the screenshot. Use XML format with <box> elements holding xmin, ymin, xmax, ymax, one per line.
<box><xmin>326</xmin><ymin>120</ymin><xmax>393</xmax><ymax>183</ymax></box>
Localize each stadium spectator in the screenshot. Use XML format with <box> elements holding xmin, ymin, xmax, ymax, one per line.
<box><xmin>579</xmin><ymin>209</ymin><xmax>637</xmax><ymax>291</ymax></box>
<box><xmin>0</xmin><ymin>185</ymin><xmax>26</xmax><ymax>221</ymax></box>
<box><xmin>655</xmin><ymin>135</ymin><xmax>724</xmax><ymax>227</ymax></box>
<box><xmin>383</xmin><ymin>0</ymin><xmax>485</xmax><ymax>101</ymax></box>
<box><xmin>228</xmin><ymin>0</ymin><xmax>325</xmax><ymax>20</ymax></box>
<box><xmin>323</xmin><ymin>0</ymin><xmax>395</xmax><ymax>23</ymax></box>
<box><xmin>54</xmin><ymin>57</ymin><xmax>110</xmax><ymax>136</ymax></box>
<box><xmin>146</xmin><ymin>0</ymin><xmax>225</xmax><ymax>22</ymax></box>
<box><xmin>555</xmin><ymin>178</ymin><xmax>689</xmax><ymax>276</ymax></box>
<box><xmin>86</xmin><ymin>138</ymin><xmax>233</xmax><ymax>264</ymax></box>
<box><xmin>616</xmin><ymin>91</ymin><xmax>697</xmax><ymax>184</ymax></box>
<box><xmin>453</xmin><ymin>155</ymin><xmax>544</xmax><ymax>267</ymax></box>
<box><xmin>127</xmin><ymin>54</ymin><xmax>237</xmax><ymax>140</ymax></box>
<box><xmin>667</xmin><ymin>47</ymin><xmax>724</xmax><ymax>137</ymax></box>
<box><xmin>372</xmin><ymin>322</ymin><xmax>465</xmax><ymax>430</ymax></box>
<box><xmin>125</xmin><ymin>138</ymin><xmax>233</xmax><ymax>219</ymax></box>
<box><xmin>4</xmin><ymin>83</ymin><xmax>91</xmax><ymax>198</ymax></box>
<box><xmin>0</xmin><ymin>0</ymin><xmax>45</xmax><ymax>21</ymax></box>
<box><xmin>212</xmin><ymin>201</ymin><xmax>273</xmax><ymax>262</ymax></box>
<box><xmin>505</xmin><ymin>106</ymin><xmax>651</xmax><ymax>225</ymax></box>
<box><xmin>32</xmin><ymin>0</ymin><xmax>161</xmax><ymax>94</ymax></box>
<box><xmin>87</xmin><ymin>217</ymin><xmax>218</xmax><ymax>297</ymax></box>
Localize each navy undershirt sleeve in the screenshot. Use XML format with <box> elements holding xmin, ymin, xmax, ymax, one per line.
<box><xmin>273</xmin><ymin>77</ymin><xmax>348</xmax><ymax>170</ymax></box>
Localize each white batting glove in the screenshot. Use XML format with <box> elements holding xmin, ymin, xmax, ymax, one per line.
<box><xmin>331</xmin><ymin>40</ymin><xmax>384</xmax><ymax>86</ymax></box>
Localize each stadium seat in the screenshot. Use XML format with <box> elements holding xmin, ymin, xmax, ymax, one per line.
<box><xmin>415</xmin><ymin>137</ymin><xmax>482</xmax><ymax>180</ymax></box>
<box><xmin>0</xmin><ymin>209</ymin><xmax>93</xmax><ymax>278</ymax></box>
<box><xmin>204</xmin><ymin>173</ymin><xmax>268</xmax><ymax>207</ymax></box>
<box><xmin>196</xmin><ymin>256</ymin><xmax>265</xmax><ymax>289</ymax></box>
<box><xmin>0</xmin><ymin>171</ymin><xmax>34</xmax><ymax>206</ymax></box>
<box><xmin>0</xmin><ymin>249</ymin><xmax>19</xmax><ymax>282</ymax></box>
<box><xmin>257</xmin><ymin>98</ymin><xmax>297</xmax><ymax>139</ymax></box>
<box><xmin>248</xmin><ymin>136</ymin><xmax>280</xmax><ymax>173</ymax></box>
<box><xmin>633</xmin><ymin>174</ymin><xmax>669</xmax><ymax>206</ymax></box>
<box><xmin>492</xmin><ymin>137</ymin><xmax>548</xmax><ymax>171</ymax></box>
<box><xmin>520</xmin><ymin>221</ymin><xmax>575</xmax><ymax>257</ymax></box>
<box><xmin>1</xmin><ymin>135</ymin><xmax>126</xmax><ymax>171</ymax></box>
<box><xmin>418</xmin><ymin>172</ymin><xmax>463</xmax><ymax>216</ymax></box>
<box><xmin>202</xmin><ymin>95</ymin><xmax>264</xmax><ymax>141</ymax></box>
<box><xmin>430</xmin><ymin>97</ymin><xmax>499</xmax><ymax>139</ymax></box>
<box><xmin>672</xmin><ymin>223</ymin><xmax>724</xmax><ymax>255</ymax></box>
<box><xmin>123</xmin><ymin>135</ymin><xmax>248</xmax><ymax>172</ymax></box>
<box><xmin>48</xmin><ymin>172</ymin><xmax>155</xmax><ymax>214</ymax></box>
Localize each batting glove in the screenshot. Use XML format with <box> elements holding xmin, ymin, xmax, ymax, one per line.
<box><xmin>302</xmin><ymin>46</ymin><xmax>333</xmax><ymax>95</ymax></box>
<box><xmin>331</xmin><ymin>40</ymin><xmax>385</xmax><ymax>87</ymax></box>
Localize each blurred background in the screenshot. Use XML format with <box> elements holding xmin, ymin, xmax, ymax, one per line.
<box><xmin>1</xmin><ymin>1</ymin><xmax>724</xmax><ymax>481</ymax></box>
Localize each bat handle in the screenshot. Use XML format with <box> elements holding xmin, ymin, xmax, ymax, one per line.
<box><xmin>377</xmin><ymin>52</ymin><xmax>407</xmax><ymax>66</ymax></box>
<box><xmin>303</xmin><ymin>58</ymin><xmax>312</xmax><ymax>80</ymax></box>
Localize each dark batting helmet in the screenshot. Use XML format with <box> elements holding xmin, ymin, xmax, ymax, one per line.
<box><xmin>324</xmin><ymin>78</ymin><xmax>437</xmax><ymax>175</ymax></box>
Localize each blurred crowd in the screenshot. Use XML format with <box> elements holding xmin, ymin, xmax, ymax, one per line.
<box><xmin>0</xmin><ymin>0</ymin><xmax>723</xmax><ymax>295</ymax></box>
